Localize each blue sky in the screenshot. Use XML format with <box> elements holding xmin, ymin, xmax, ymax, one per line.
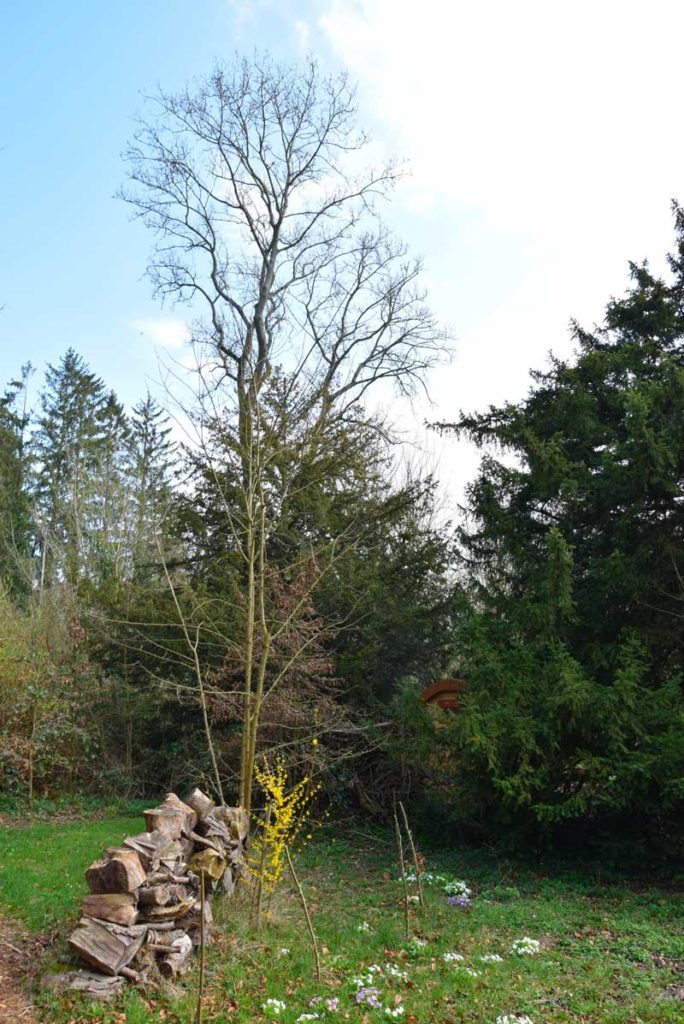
<box><xmin>2</xmin><ymin>1</ymin><xmax>683</xmax><ymax>502</ymax></box>
<box><xmin>0</xmin><ymin>1</ymin><xmax>315</xmax><ymax>401</ymax></box>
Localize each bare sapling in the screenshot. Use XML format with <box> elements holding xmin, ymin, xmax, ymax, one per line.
<box><xmin>285</xmin><ymin>844</ymin><xmax>321</xmax><ymax>982</ymax></box>
<box><xmin>393</xmin><ymin>803</ymin><xmax>410</xmax><ymax>941</ymax></box>
<box><xmin>399</xmin><ymin>800</ymin><xmax>423</xmax><ymax>907</ymax></box>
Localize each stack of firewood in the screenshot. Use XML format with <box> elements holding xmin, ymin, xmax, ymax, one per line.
<box><xmin>46</xmin><ymin>788</ymin><xmax>248</xmax><ymax>998</ymax></box>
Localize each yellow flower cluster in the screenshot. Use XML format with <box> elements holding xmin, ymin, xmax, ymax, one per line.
<box><xmin>251</xmin><ymin>756</ymin><xmax>321</xmax><ymax>896</ymax></box>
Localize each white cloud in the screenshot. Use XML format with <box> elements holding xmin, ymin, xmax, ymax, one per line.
<box><xmin>131</xmin><ymin>317</ymin><xmax>191</xmax><ymax>351</ymax></box>
<box><xmin>306</xmin><ymin>0</ymin><xmax>684</xmax><ymax>504</ymax></box>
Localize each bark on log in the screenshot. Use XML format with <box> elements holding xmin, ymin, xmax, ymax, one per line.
<box><xmin>85</xmin><ymin>849</ymin><xmax>146</xmax><ymax>894</ymax></box>
<box><xmin>82</xmin><ymin>892</ymin><xmax>139</xmax><ymax>926</ymax></box>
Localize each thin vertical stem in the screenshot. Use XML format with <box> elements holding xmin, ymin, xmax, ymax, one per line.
<box><xmin>254</xmin><ymin>804</ymin><xmax>272</xmax><ymax>929</ymax></box>
<box><xmin>399</xmin><ymin>801</ymin><xmax>423</xmax><ymax>907</ymax></box>
<box><xmin>285</xmin><ymin>845</ymin><xmax>321</xmax><ymax>982</ymax></box>
<box><xmin>393</xmin><ymin>804</ymin><xmax>410</xmax><ymax>941</ymax></box>
<box><xmin>195</xmin><ymin>869</ymin><xmax>206</xmax><ymax>1024</ymax></box>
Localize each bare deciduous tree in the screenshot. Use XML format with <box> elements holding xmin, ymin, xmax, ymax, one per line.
<box><xmin>122</xmin><ymin>53</ymin><xmax>448</xmax><ymax>812</ymax></box>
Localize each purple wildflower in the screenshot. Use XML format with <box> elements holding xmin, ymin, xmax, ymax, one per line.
<box><xmin>356</xmin><ymin>986</ymin><xmax>382</xmax><ymax>1007</ymax></box>
<box><xmin>446</xmin><ymin>893</ymin><xmax>470</xmax><ymax>907</ymax></box>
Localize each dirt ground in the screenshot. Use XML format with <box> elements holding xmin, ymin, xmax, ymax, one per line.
<box><xmin>0</xmin><ymin>918</ymin><xmax>37</xmax><ymax>1023</ymax></box>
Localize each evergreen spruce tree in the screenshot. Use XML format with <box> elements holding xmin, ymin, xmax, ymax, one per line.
<box><xmin>0</xmin><ymin>365</ymin><xmax>32</xmax><ymax>595</ymax></box>
<box><xmin>32</xmin><ymin>349</ymin><xmax>108</xmax><ymax>588</ymax></box>
<box><xmin>435</xmin><ymin>204</ymin><xmax>684</xmax><ymax>849</ymax></box>
<box><xmin>129</xmin><ymin>393</ymin><xmax>175</xmax><ymax>579</ymax></box>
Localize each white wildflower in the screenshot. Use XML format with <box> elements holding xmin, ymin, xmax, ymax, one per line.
<box><xmin>509</xmin><ymin>937</ymin><xmax>541</xmax><ymax>956</ymax></box>
<box><xmin>357</xmin><ymin>920</ymin><xmax>372</xmax><ymax>933</ymax></box>
<box><xmin>296</xmin><ymin>1016</ymin><xmax>320</xmax><ymax>1023</ymax></box>
<box><xmin>442</xmin><ymin>952</ymin><xmax>465</xmax><ymax>963</ymax></box>
<box><xmin>496</xmin><ymin>1016</ymin><xmax>534</xmax><ymax>1024</ymax></box>
<box><xmin>384</xmin><ymin>963</ymin><xmax>409</xmax><ymax>981</ymax></box>
<box><xmin>277</xmin><ymin>948</ymin><xmax>290</xmax><ymax>958</ymax></box>
<box><xmin>444</xmin><ymin>879</ymin><xmax>472</xmax><ymax>898</ymax></box>
<box><xmin>385</xmin><ymin>1007</ymin><xmax>405</xmax><ymax>1018</ymax></box>
<box><xmin>479</xmin><ymin>953</ymin><xmax>504</xmax><ymax>963</ymax></box>
<box><xmin>262</xmin><ymin>998</ymin><xmax>287</xmax><ymax>1017</ymax></box>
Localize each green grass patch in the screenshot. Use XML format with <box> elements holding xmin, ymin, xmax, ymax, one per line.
<box><xmin>0</xmin><ymin>814</ymin><xmax>143</xmax><ymax>932</ymax></box>
<box><xmin>8</xmin><ymin>822</ymin><xmax>683</xmax><ymax>1023</ymax></box>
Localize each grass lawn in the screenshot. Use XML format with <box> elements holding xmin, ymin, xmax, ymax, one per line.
<box><xmin>2</xmin><ymin>815</ymin><xmax>683</xmax><ymax>1023</ymax></box>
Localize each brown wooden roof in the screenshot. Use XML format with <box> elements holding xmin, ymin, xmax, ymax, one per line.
<box><xmin>421</xmin><ymin>677</ymin><xmax>467</xmax><ymax>711</ymax></box>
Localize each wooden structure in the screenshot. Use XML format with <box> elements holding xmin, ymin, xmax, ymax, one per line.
<box><xmin>421</xmin><ymin>677</ymin><xmax>467</xmax><ymax>713</ymax></box>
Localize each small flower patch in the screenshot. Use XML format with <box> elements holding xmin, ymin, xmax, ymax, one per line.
<box><xmin>509</xmin><ymin>937</ymin><xmax>541</xmax><ymax>956</ymax></box>
<box><xmin>262</xmin><ymin>997</ymin><xmax>287</xmax><ymax>1017</ymax></box>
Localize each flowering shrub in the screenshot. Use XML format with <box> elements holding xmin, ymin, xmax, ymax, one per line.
<box><xmin>251</xmin><ymin>757</ymin><xmax>320</xmax><ymax>899</ymax></box>
<box><xmin>509</xmin><ymin>937</ymin><xmax>541</xmax><ymax>956</ymax></box>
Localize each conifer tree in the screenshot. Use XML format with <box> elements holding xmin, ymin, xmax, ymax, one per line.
<box><xmin>32</xmin><ymin>349</ymin><xmax>108</xmax><ymax>588</ymax></box>
<box><xmin>0</xmin><ymin>365</ymin><xmax>32</xmax><ymax>595</ymax></box>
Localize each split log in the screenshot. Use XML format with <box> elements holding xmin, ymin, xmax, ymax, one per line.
<box><xmin>160</xmin><ymin>792</ymin><xmax>198</xmax><ymax>834</ymax></box>
<box><xmin>119</xmin><ymin>965</ymin><xmax>147</xmax><ymax>985</ymax></box>
<box><xmin>189</xmin><ymin>847</ymin><xmax>227</xmax><ymax>881</ymax></box>
<box><xmin>137</xmin><ymin>896</ymin><xmax>196</xmax><ymax>922</ymax></box>
<box><xmin>214</xmin><ymin>806</ymin><xmax>249</xmax><ymax>841</ymax></box>
<box><xmin>138</xmin><ymin>883</ymin><xmax>192</xmax><ymax>907</ymax></box>
<box><xmin>42</xmin><ymin>970</ymin><xmax>126</xmax><ymax>999</ymax></box>
<box><xmin>85</xmin><ymin>848</ymin><xmax>146</xmax><ymax>894</ymax></box>
<box><xmin>158</xmin><ymin>933</ymin><xmax>193</xmax><ymax>978</ymax></box>
<box><xmin>82</xmin><ymin>892</ymin><xmax>139</xmax><ymax>926</ymax></box>
<box><xmin>220</xmin><ymin>869</ymin><xmax>237</xmax><ymax>897</ymax></box>
<box><xmin>123</xmin><ymin>830</ymin><xmax>177</xmax><ymax>872</ymax></box>
<box><xmin>197</xmin><ymin>812</ymin><xmax>232</xmax><ymax>847</ymax></box>
<box><xmin>68</xmin><ymin>918</ymin><xmax>145</xmax><ymax>975</ymax></box>
<box><xmin>177</xmin><ymin>898</ymin><xmax>212</xmax><ymax>945</ymax></box>
<box><xmin>146</xmin><ymin>870</ymin><xmax>195</xmax><ymax>887</ymax></box>
<box><xmin>185</xmin><ymin>787</ymin><xmax>214</xmax><ymax>819</ymax></box>
<box><xmin>180</xmin><ymin>836</ymin><xmax>195</xmax><ymax>861</ymax></box>
<box><xmin>189</xmin><ymin>831</ymin><xmax>224</xmax><ymax>854</ymax></box>
<box><xmin>142</xmin><ymin>807</ymin><xmax>185</xmax><ymax>839</ymax></box>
